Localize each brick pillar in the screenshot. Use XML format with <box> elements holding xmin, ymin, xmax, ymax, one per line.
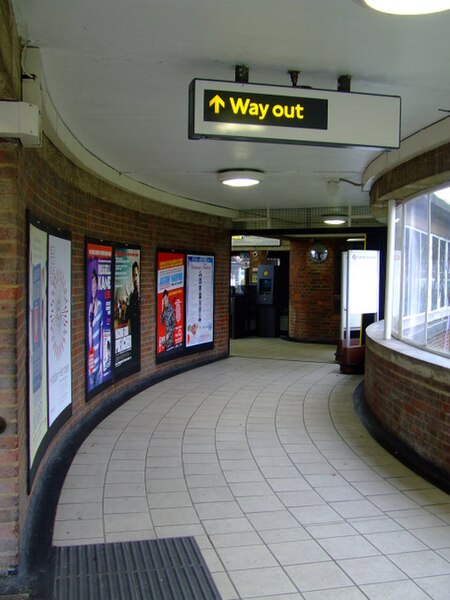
<box><xmin>289</xmin><ymin>238</ymin><xmax>340</xmax><ymax>343</ymax></box>
<box><xmin>0</xmin><ymin>143</ymin><xmax>21</xmax><ymax>573</ymax></box>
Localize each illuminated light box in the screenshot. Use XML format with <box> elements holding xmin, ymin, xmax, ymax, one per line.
<box><xmin>189</xmin><ymin>79</ymin><xmax>401</xmax><ymax>150</ymax></box>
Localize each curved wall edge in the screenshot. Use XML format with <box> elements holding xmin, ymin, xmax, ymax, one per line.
<box><xmin>22</xmin><ymin>47</ymin><xmax>238</xmax><ymax>221</ymax></box>
<box><xmin>363</xmin><ymin>117</ymin><xmax>450</xmax><ymax>191</ymax></box>
<box><xmin>364</xmin><ymin>321</ymin><xmax>450</xmax><ymax>479</ymax></box>
<box><xmin>354</xmin><ymin>381</ymin><xmax>450</xmax><ymax>495</ymax></box>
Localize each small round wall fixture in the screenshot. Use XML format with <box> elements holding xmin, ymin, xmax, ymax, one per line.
<box><xmin>310</xmin><ymin>244</ymin><xmax>328</xmax><ymax>263</ymax></box>
<box><xmin>218</xmin><ymin>170</ymin><xmax>264</xmax><ymax>187</ymax></box>
<box><xmin>326</xmin><ymin>180</ymin><xmax>339</xmax><ymax>196</ymax></box>
<box><xmin>362</xmin><ymin>0</ymin><xmax>450</xmax><ymax>15</ymax></box>
<box><xmin>322</xmin><ymin>214</ymin><xmax>347</xmax><ymax>225</ymax></box>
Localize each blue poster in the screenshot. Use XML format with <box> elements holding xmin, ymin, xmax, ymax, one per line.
<box><xmin>86</xmin><ymin>241</ymin><xmax>113</xmax><ymax>394</ymax></box>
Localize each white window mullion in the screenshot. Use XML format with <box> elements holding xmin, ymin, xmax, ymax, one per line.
<box><xmin>425</xmin><ymin>194</ymin><xmax>432</xmax><ymax>346</ymax></box>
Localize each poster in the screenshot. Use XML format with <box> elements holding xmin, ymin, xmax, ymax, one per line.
<box><xmin>28</xmin><ymin>223</ymin><xmax>48</xmax><ymax>466</ymax></box>
<box><xmin>114</xmin><ymin>246</ymin><xmax>141</xmax><ymax>374</ymax></box>
<box><xmin>48</xmin><ymin>234</ymin><xmax>72</xmax><ymax>425</ymax></box>
<box><xmin>86</xmin><ymin>241</ymin><xmax>113</xmax><ymax>395</ymax></box>
<box><xmin>186</xmin><ymin>255</ymin><xmax>214</xmax><ymax>348</ymax></box>
<box><xmin>156</xmin><ymin>251</ymin><xmax>185</xmax><ymax>356</ymax></box>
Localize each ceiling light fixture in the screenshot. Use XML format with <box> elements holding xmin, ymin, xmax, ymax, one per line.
<box><xmin>218</xmin><ymin>170</ymin><xmax>264</xmax><ymax>188</ymax></box>
<box><xmin>362</xmin><ymin>0</ymin><xmax>450</xmax><ymax>15</ymax></box>
<box><xmin>322</xmin><ymin>214</ymin><xmax>348</xmax><ymax>225</ymax></box>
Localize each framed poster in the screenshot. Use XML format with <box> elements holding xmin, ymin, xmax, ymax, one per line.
<box><xmin>27</xmin><ymin>214</ymin><xmax>72</xmax><ymax>486</ymax></box>
<box><xmin>156</xmin><ymin>250</ymin><xmax>185</xmax><ymax>361</ymax></box>
<box><xmin>186</xmin><ymin>254</ymin><xmax>214</xmax><ymax>349</ymax></box>
<box><xmin>86</xmin><ymin>240</ymin><xmax>113</xmax><ymax>398</ymax></box>
<box><xmin>28</xmin><ymin>221</ymin><xmax>48</xmax><ymax>467</ymax></box>
<box><xmin>48</xmin><ymin>233</ymin><xmax>72</xmax><ymax>425</ymax></box>
<box><xmin>114</xmin><ymin>245</ymin><xmax>141</xmax><ymax>378</ymax></box>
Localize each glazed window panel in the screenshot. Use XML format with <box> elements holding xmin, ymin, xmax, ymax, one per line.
<box><xmin>392</xmin><ymin>204</ymin><xmax>404</xmax><ymax>336</ymax></box>
<box><xmin>403</xmin><ymin>225</ymin><xmax>427</xmax><ymax>345</ymax></box>
<box><xmin>394</xmin><ymin>187</ymin><xmax>450</xmax><ymax>358</ymax></box>
<box><xmin>426</xmin><ymin>194</ymin><xmax>450</xmax><ymax>355</ymax></box>
<box><xmin>402</xmin><ymin>194</ymin><xmax>428</xmax><ymax>346</ymax></box>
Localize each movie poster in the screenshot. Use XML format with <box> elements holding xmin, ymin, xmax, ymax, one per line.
<box><xmin>186</xmin><ymin>255</ymin><xmax>214</xmax><ymax>348</ymax></box>
<box><xmin>156</xmin><ymin>251</ymin><xmax>185</xmax><ymax>357</ymax></box>
<box><xmin>114</xmin><ymin>246</ymin><xmax>141</xmax><ymax>375</ymax></box>
<box><xmin>86</xmin><ymin>241</ymin><xmax>113</xmax><ymax>396</ymax></box>
<box><xmin>28</xmin><ymin>222</ymin><xmax>48</xmax><ymax>466</ymax></box>
<box><xmin>48</xmin><ymin>234</ymin><xmax>72</xmax><ymax>425</ymax></box>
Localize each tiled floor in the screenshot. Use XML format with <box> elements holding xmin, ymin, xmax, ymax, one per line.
<box><xmin>53</xmin><ymin>338</ymin><xmax>450</xmax><ymax>599</ymax></box>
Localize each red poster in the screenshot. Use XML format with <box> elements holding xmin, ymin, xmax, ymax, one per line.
<box><xmin>156</xmin><ymin>252</ymin><xmax>185</xmax><ymax>356</ymax></box>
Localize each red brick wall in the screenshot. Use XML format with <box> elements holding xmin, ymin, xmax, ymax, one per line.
<box><xmin>289</xmin><ymin>238</ymin><xmax>340</xmax><ymax>342</ymax></box>
<box><xmin>0</xmin><ymin>144</ymin><xmax>21</xmax><ymax>573</ymax></box>
<box><xmin>0</xmin><ymin>140</ymin><xmax>231</xmax><ymax>573</ymax></box>
<box><xmin>365</xmin><ymin>326</ymin><xmax>450</xmax><ymax>476</ymax></box>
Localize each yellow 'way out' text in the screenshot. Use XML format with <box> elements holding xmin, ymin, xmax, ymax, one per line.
<box><xmin>229</xmin><ymin>97</ymin><xmax>305</xmax><ymax>121</ymax></box>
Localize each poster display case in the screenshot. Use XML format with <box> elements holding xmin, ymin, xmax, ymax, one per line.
<box><xmin>156</xmin><ymin>250</ymin><xmax>214</xmax><ymax>363</ymax></box>
<box><xmin>27</xmin><ymin>214</ymin><xmax>72</xmax><ymax>486</ymax></box>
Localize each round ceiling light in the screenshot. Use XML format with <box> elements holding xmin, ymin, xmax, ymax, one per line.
<box><xmin>362</xmin><ymin>0</ymin><xmax>450</xmax><ymax>15</ymax></box>
<box><xmin>322</xmin><ymin>214</ymin><xmax>348</xmax><ymax>225</ymax></box>
<box><xmin>218</xmin><ymin>170</ymin><xmax>264</xmax><ymax>187</ymax></box>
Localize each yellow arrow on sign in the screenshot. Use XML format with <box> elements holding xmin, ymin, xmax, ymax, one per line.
<box><xmin>209</xmin><ymin>94</ymin><xmax>226</xmax><ymax>114</ymax></box>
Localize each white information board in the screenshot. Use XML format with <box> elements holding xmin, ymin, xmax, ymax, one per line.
<box><xmin>341</xmin><ymin>250</ymin><xmax>380</xmax><ymax>343</ymax></box>
<box><xmin>347</xmin><ymin>250</ymin><xmax>380</xmax><ymax>315</ymax></box>
<box><xmin>185</xmin><ymin>254</ymin><xmax>214</xmax><ymax>348</ymax></box>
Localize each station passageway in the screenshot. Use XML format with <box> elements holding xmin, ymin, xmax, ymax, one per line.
<box><xmin>53</xmin><ymin>338</ymin><xmax>450</xmax><ymax>599</ymax></box>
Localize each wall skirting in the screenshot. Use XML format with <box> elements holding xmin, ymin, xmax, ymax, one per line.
<box><xmin>363</xmin><ymin>322</ymin><xmax>450</xmax><ymax>486</ymax></box>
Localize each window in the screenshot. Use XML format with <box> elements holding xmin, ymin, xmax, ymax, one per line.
<box><xmin>393</xmin><ymin>186</ymin><xmax>450</xmax><ymax>357</ymax></box>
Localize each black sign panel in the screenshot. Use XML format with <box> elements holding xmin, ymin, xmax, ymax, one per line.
<box><xmin>203</xmin><ymin>89</ymin><xmax>328</xmax><ymax>130</ymax></box>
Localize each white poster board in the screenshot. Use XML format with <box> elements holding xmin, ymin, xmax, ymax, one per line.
<box><xmin>185</xmin><ymin>254</ymin><xmax>214</xmax><ymax>348</ymax></box>
<box><xmin>341</xmin><ymin>253</ymin><xmax>363</xmax><ymax>337</ymax></box>
<box><xmin>28</xmin><ymin>223</ymin><xmax>48</xmax><ymax>465</ymax></box>
<box><xmin>347</xmin><ymin>250</ymin><xmax>380</xmax><ymax>315</ymax></box>
<box><xmin>341</xmin><ymin>250</ymin><xmax>380</xmax><ymax>343</ymax></box>
<box><xmin>48</xmin><ymin>234</ymin><xmax>72</xmax><ymax>425</ymax></box>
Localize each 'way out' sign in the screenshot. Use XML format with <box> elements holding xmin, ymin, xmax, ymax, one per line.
<box><xmin>188</xmin><ymin>79</ymin><xmax>401</xmax><ymax>149</ymax></box>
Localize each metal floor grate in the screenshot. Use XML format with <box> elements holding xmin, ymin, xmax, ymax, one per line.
<box><xmin>53</xmin><ymin>537</ymin><xmax>222</xmax><ymax>600</ymax></box>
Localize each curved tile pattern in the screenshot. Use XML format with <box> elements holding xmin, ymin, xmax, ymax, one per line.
<box><xmin>54</xmin><ymin>352</ymin><xmax>450</xmax><ymax>600</ymax></box>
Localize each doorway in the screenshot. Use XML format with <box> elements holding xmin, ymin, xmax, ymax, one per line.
<box><xmin>230</xmin><ymin>248</ymin><xmax>289</xmax><ymax>339</ymax></box>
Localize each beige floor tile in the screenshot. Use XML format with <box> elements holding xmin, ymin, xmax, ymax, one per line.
<box><xmin>216</xmin><ymin>544</ymin><xmax>278</xmax><ymax>570</ymax></box>
<box><xmin>51</xmin><ymin>342</ymin><xmax>449</xmax><ymax>600</ymax></box>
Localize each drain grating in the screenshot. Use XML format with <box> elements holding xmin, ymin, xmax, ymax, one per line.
<box><xmin>53</xmin><ymin>537</ymin><xmax>222</xmax><ymax>600</ymax></box>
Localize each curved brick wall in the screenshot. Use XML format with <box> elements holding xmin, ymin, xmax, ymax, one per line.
<box><xmin>365</xmin><ymin>322</ymin><xmax>450</xmax><ymax>479</ymax></box>
<box><xmin>0</xmin><ymin>138</ymin><xmax>231</xmax><ymax>574</ymax></box>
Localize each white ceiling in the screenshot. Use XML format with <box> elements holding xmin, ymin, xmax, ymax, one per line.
<box><xmin>11</xmin><ymin>0</ymin><xmax>450</xmax><ymax>221</ymax></box>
